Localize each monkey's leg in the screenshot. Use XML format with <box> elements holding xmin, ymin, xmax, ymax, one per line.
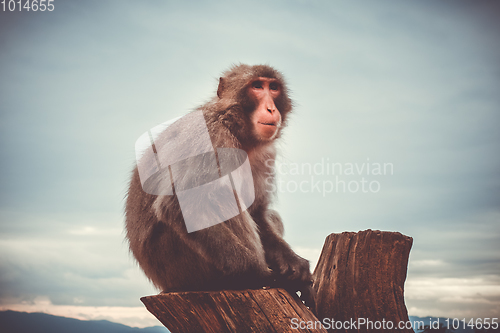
<box><xmin>179</xmin><ymin>211</ymin><xmax>274</xmax><ymax>291</ymax></box>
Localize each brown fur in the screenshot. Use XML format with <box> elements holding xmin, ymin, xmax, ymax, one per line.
<box><xmin>125</xmin><ymin>64</ymin><xmax>315</xmax><ymax>308</ymax></box>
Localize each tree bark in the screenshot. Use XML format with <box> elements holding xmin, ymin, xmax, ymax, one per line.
<box><xmin>141</xmin><ymin>288</ymin><xmax>327</xmax><ymax>333</ymax></box>
<box><xmin>312</xmin><ymin>229</ymin><xmax>414</xmax><ymax>333</ymax></box>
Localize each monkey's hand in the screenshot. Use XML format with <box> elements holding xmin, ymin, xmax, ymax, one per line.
<box><xmin>268</xmin><ymin>248</ymin><xmax>311</xmax><ymax>283</ymax></box>
<box><xmin>266</xmin><ymin>244</ymin><xmax>316</xmax><ymax>311</ymax></box>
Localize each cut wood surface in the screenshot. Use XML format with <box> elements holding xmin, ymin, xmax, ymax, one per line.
<box><xmin>141</xmin><ymin>288</ymin><xmax>326</xmax><ymax>333</ymax></box>
<box><xmin>312</xmin><ymin>229</ymin><xmax>414</xmax><ymax>333</ymax></box>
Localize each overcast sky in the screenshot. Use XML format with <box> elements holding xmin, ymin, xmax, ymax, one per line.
<box><xmin>0</xmin><ymin>0</ymin><xmax>499</xmax><ymax>328</ymax></box>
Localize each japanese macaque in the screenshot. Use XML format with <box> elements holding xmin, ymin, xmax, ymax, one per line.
<box><xmin>125</xmin><ymin>64</ymin><xmax>315</xmax><ymax>309</ymax></box>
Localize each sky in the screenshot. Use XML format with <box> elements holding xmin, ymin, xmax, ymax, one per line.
<box><xmin>0</xmin><ymin>0</ymin><xmax>499</xmax><ymax>328</ymax></box>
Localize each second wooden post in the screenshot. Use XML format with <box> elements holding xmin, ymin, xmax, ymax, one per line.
<box><xmin>312</xmin><ymin>229</ymin><xmax>414</xmax><ymax>333</ymax></box>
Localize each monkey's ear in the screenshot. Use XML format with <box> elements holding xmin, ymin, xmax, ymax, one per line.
<box><xmin>217</xmin><ymin>77</ymin><xmax>225</xmax><ymax>98</ymax></box>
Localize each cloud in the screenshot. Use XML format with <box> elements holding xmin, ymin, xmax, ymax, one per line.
<box><xmin>405</xmin><ymin>276</ymin><xmax>500</xmax><ymax>319</ymax></box>
<box><xmin>0</xmin><ymin>212</ymin><xmax>157</xmax><ymax>308</ymax></box>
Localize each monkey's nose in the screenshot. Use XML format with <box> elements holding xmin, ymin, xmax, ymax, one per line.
<box><xmin>267</xmin><ymin>105</ymin><xmax>277</xmax><ymax>113</ymax></box>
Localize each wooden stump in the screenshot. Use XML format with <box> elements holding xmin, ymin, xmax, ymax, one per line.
<box><xmin>141</xmin><ymin>288</ymin><xmax>327</xmax><ymax>333</ymax></box>
<box><xmin>312</xmin><ymin>229</ymin><xmax>414</xmax><ymax>333</ymax></box>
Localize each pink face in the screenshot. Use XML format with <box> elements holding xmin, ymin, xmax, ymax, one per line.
<box><xmin>248</xmin><ymin>77</ymin><xmax>282</xmax><ymax>141</ymax></box>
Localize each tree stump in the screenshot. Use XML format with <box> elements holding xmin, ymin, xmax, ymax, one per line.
<box><xmin>312</xmin><ymin>229</ymin><xmax>413</xmax><ymax>333</ymax></box>
<box><xmin>141</xmin><ymin>288</ymin><xmax>327</xmax><ymax>333</ymax></box>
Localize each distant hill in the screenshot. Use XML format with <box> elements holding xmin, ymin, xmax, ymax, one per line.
<box><xmin>0</xmin><ymin>310</ymin><xmax>169</xmax><ymax>333</ymax></box>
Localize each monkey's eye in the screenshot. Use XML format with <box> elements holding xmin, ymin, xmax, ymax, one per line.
<box><xmin>269</xmin><ymin>82</ymin><xmax>279</xmax><ymax>91</ymax></box>
<box><xmin>252</xmin><ymin>81</ymin><xmax>263</xmax><ymax>89</ymax></box>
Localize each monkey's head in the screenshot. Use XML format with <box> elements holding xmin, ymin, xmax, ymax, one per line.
<box><xmin>215</xmin><ymin>64</ymin><xmax>293</xmax><ymax>148</ymax></box>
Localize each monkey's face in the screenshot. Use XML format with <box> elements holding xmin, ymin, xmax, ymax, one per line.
<box><xmin>248</xmin><ymin>77</ymin><xmax>282</xmax><ymax>141</ymax></box>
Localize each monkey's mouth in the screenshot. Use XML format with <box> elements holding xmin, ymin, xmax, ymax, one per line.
<box><xmin>258</xmin><ymin>122</ymin><xmax>276</xmax><ymax>126</ymax></box>
<box><xmin>257</xmin><ymin>122</ymin><xmax>279</xmax><ymax>140</ymax></box>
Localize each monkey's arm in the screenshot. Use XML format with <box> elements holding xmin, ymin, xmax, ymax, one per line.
<box><xmin>253</xmin><ymin>209</ymin><xmax>311</xmax><ymax>282</ymax></box>
<box><xmin>252</xmin><ymin>209</ymin><xmax>316</xmax><ymax>310</ymax></box>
